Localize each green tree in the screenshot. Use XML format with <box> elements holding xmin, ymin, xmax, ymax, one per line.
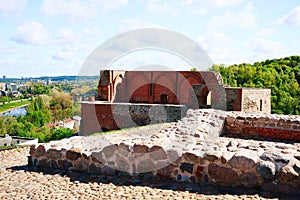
<box><xmin>214</xmin><ymin>55</ymin><xmax>300</xmax><ymax>114</ymax></box>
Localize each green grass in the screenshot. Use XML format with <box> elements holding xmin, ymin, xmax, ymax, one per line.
<box><xmin>0</xmin><ymin>100</ymin><xmax>30</xmax><ymax>113</ymax></box>
<box><xmin>0</xmin><ymin>146</ymin><xmax>14</xmax><ymax>149</ymax></box>
<box><xmin>88</xmin><ymin>123</ymin><xmax>169</xmax><ymax>137</ymax></box>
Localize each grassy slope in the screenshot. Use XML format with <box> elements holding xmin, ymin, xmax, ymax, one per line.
<box><xmin>0</xmin><ymin>100</ymin><xmax>30</xmax><ymax>113</ymax></box>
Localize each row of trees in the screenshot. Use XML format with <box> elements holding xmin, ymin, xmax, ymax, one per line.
<box><xmin>211</xmin><ymin>56</ymin><xmax>300</xmax><ymax>115</ymax></box>
<box><xmin>0</xmin><ymin>91</ymin><xmax>79</xmax><ymax>142</ymax></box>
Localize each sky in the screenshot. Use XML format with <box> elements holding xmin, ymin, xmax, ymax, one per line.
<box><xmin>0</xmin><ymin>0</ymin><xmax>300</xmax><ymax>78</ymax></box>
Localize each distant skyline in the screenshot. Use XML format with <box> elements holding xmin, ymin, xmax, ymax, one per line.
<box><xmin>0</xmin><ymin>0</ymin><xmax>300</xmax><ymax>78</ymax></box>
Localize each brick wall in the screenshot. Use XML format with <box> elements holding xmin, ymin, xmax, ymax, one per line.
<box><xmin>223</xmin><ymin>112</ymin><xmax>300</xmax><ymax>142</ymax></box>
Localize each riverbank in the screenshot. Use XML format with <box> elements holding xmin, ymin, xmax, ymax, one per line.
<box><xmin>0</xmin><ymin>100</ymin><xmax>30</xmax><ymax>114</ymax></box>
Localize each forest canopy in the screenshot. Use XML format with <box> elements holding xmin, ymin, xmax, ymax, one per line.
<box><xmin>211</xmin><ymin>56</ymin><xmax>300</xmax><ymax>115</ymax></box>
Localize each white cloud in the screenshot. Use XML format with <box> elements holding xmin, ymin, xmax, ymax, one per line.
<box><xmin>255</xmin><ymin>28</ymin><xmax>275</xmax><ymax>38</ymax></box>
<box><xmin>209</xmin><ymin>0</ymin><xmax>243</xmax><ymax>8</ymax></box>
<box><xmin>252</xmin><ymin>38</ymin><xmax>283</xmax><ymax>54</ymax></box>
<box><xmin>11</xmin><ymin>20</ymin><xmax>51</xmax><ymax>45</ymax></box>
<box><xmin>197</xmin><ymin>27</ymin><xmax>284</xmax><ymax>65</ymax></box>
<box><xmin>0</xmin><ymin>0</ymin><xmax>26</xmax><ymax>16</ymax></box>
<box><xmin>0</xmin><ymin>46</ymin><xmax>20</xmax><ymax>54</ymax></box>
<box><xmin>52</xmin><ymin>48</ymin><xmax>74</xmax><ymax>60</ymax></box>
<box><xmin>244</xmin><ymin>37</ymin><xmax>285</xmax><ymax>63</ymax></box>
<box><xmin>145</xmin><ymin>0</ymin><xmax>243</xmax><ymax>16</ymax></box>
<box><xmin>208</xmin><ymin>1</ymin><xmax>256</xmax><ymax>30</ymax></box>
<box><xmin>41</xmin><ymin>0</ymin><xmax>128</xmax><ymax>20</ymax></box>
<box><xmin>198</xmin><ymin>31</ymin><xmax>232</xmax><ymax>51</ymax></box>
<box><xmin>198</xmin><ymin>31</ymin><xmax>240</xmax><ymax>64</ymax></box>
<box><xmin>50</xmin><ymin>27</ymin><xmax>101</xmax><ymax>66</ymax></box>
<box><xmin>249</xmin><ymin>26</ymin><xmax>285</xmax><ymax>62</ymax></box>
<box><xmin>278</xmin><ymin>6</ymin><xmax>300</xmax><ymax>26</ymax></box>
<box><xmin>118</xmin><ymin>19</ymin><xmax>164</xmax><ymax>33</ymax></box>
<box><xmin>145</xmin><ymin>0</ymin><xmax>179</xmax><ymax>17</ymax></box>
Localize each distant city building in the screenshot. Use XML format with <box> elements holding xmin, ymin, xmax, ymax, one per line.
<box><xmin>6</xmin><ymin>83</ymin><xmax>18</xmax><ymax>92</ymax></box>
<box><xmin>46</xmin><ymin>78</ymin><xmax>52</xmax><ymax>85</ymax></box>
<box><xmin>0</xmin><ymin>82</ymin><xmax>6</xmax><ymax>91</ymax></box>
<box><xmin>0</xmin><ymin>134</ymin><xmax>38</xmax><ymax>146</ymax></box>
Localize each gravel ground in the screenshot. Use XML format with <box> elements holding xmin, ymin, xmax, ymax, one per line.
<box><xmin>0</xmin><ymin>147</ymin><xmax>279</xmax><ymax>200</ymax></box>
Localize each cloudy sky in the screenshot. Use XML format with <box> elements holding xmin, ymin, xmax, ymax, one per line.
<box><xmin>0</xmin><ymin>0</ymin><xmax>300</xmax><ymax>77</ymax></box>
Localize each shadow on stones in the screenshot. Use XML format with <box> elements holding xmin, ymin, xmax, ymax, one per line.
<box><xmin>222</xmin><ymin>134</ymin><xmax>299</xmax><ymax>145</ymax></box>
<box><xmin>8</xmin><ymin>164</ymin><xmax>299</xmax><ymax>199</ymax></box>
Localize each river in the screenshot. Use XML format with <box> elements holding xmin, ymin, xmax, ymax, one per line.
<box><xmin>0</xmin><ymin>107</ymin><xmax>27</xmax><ymax>117</ymax></box>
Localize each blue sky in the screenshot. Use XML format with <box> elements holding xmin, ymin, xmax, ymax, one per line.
<box><xmin>0</xmin><ymin>0</ymin><xmax>300</xmax><ymax>78</ymax></box>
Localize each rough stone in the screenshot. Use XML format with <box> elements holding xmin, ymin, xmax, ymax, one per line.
<box><xmin>204</xmin><ymin>150</ymin><xmax>222</xmax><ymax>162</ymax></box>
<box><xmin>66</xmin><ymin>148</ymin><xmax>81</xmax><ymax>161</ymax></box>
<box><xmin>46</xmin><ymin>149</ymin><xmax>62</xmax><ymax>159</ymax></box>
<box><xmin>29</xmin><ymin>145</ymin><xmax>35</xmax><ymax>155</ymax></box>
<box><xmin>91</xmin><ymin>151</ymin><xmax>106</xmax><ymax>164</ymax></box>
<box><xmin>221</xmin><ymin>151</ymin><xmax>235</xmax><ymax>164</ymax></box>
<box><xmin>102</xmin><ymin>144</ymin><xmax>118</xmax><ymax>159</ymax></box>
<box><xmin>256</xmin><ymin>160</ymin><xmax>276</xmax><ymax>181</ymax></box>
<box><xmin>115</xmin><ymin>154</ymin><xmax>130</xmax><ymax>172</ymax></box>
<box><xmin>239</xmin><ymin>172</ymin><xmax>259</xmax><ymax>187</ymax></box>
<box><xmin>149</xmin><ymin>146</ymin><xmax>167</xmax><ymax>161</ymax></box>
<box><xmin>278</xmin><ymin>165</ymin><xmax>300</xmax><ymax>188</ymax></box>
<box><xmin>195</xmin><ymin>165</ymin><xmax>204</xmax><ymax>181</ymax></box>
<box><xmin>73</xmin><ymin>159</ymin><xmax>88</xmax><ymax>172</ymax></box>
<box><xmin>179</xmin><ymin>162</ymin><xmax>194</xmax><ymax>174</ymax></box>
<box><xmin>132</xmin><ymin>144</ymin><xmax>148</xmax><ymax>153</ymax></box>
<box><xmin>261</xmin><ymin>151</ymin><xmax>291</xmax><ymax>164</ymax></box>
<box><xmin>35</xmin><ymin>145</ymin><xmax>46</xmax><ymax>157</ymax></box>
<box><xmin>101</xmin><ymin>166</ymin><xmax>117</xmax><ymax>175</ymax></box>
<box><xmin>208</xmin><ymin>163</ymin><xmax>238</xmax><ymax>185</ymax></box>
<box><xmin>156</xmin><ymin>164</ymin><xmax>174</xmax><ymax>179</ymax></box>
<box><xmin>229</xmin><ymin>149</ymin><xmax>259</xmax><ymax>169</ymax></box>
<box><xmin>50</xmin><ymin>160</ymin><xmax>59</xmax><ymax>169</ymax></box>
<box><xmin>183</xmin><ymin>153</ymin><xmax>200</xmax><ymax>163</ymax></box>
<box><xmin>58</xmin><ymin>159</ymin><xmax>72</xmax><ymax>170</ymax></box>
<box><xmin>136</xmin><ymin>158</ymin><xmax>155</xmax><ymax>173</ymax></box>
<box><xmin>36</xmin><ymin>159</ymin><xmax>48</xmax><ymax>168</ymax></box>
<box><xmin>88</xmin><ymin>163</ymin><xmax>102</xmax><ymax>174</ymax></box>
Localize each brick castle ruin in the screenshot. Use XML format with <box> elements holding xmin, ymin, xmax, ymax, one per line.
<box><xmin>80</xmin><ymin>70</ymin><xmax>271</xmax><ymax>134</ymax></box>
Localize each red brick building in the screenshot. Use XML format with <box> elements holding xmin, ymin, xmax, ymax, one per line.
<box><xmin>97</xmin><ymin>70</ymin><xmax>226</xmax><ymax>109</ymax></box>
<box><xmin>80</xmin><ymin>70</ymin><xmax>271</xmax><ymax>135</ymax></box>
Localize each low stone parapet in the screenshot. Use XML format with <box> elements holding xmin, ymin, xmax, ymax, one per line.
<box><xmin>28</xmin><ymin>109</ymin><xmax>300</xmax><ymax>195</ymax></box>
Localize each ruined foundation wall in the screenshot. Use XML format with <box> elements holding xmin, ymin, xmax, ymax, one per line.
<box><xmin>80</xmin><ymin>102</ymin><xmax>187</xmax><ymax>136</ymax></box>
<box><xmin>29</xmin><ymin>109</ymin><xmax>300</xmax><ymax>195</ymax></box>
<box><xmin>224</xmin><ymin>112</ymin><xmax>300</xmax><ymax>142</ymax></box>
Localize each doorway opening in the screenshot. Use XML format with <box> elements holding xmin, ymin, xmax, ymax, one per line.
<box><xmin>160</xmin><ymin>94</ymin><xmax>168</xmax><ymax>104</ymax></box>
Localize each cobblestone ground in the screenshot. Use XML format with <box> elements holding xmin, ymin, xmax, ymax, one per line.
<box><xmin>0</xmin><ymin>147</ymin><xmax>278</xmax><ymax>200</ymax></box>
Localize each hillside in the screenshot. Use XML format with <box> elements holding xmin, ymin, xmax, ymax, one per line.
<box><xmin>211</xmin><ymin>56</ymin><xmax>300</xmax><ymax>115</ymax></box>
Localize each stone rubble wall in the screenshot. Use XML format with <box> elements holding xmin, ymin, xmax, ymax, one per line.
<box><xmin>29</xmin><ymin>109</ymin><xmax>300</xmax><ymax>195</ymax></box>
<box><xmin>224</xmin><ymin>112</ymin><xmax>300</xmax><ymax>142</ymax></box>
<box><xmin>80</xmin><ymin>102</ymin><xmax>187</xmax><ymax>135</ymax></box>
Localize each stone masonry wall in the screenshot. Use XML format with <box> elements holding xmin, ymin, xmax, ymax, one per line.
<box><xmin>29</xmin><ymin>109</ymin><xmax>300</xmax><ymax>195</ymax></box>
<box><xmin>224</xmin><ymin>112</ymin><xmax>300</xmax><ymax>142</ymax></box>
<box><xmin>80</xmin><ymin>102</ymin><xmax>187</xmax><ymax>136</ymax></box>
<box><xmin>241</xmin><ymin>88</ymin><xmax>271</xmax><ymax>114</ymax></box>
